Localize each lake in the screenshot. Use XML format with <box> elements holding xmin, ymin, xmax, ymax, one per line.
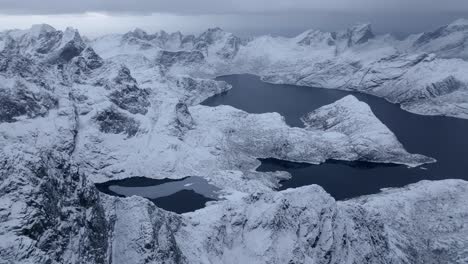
<box><xmin>202</xmin><ymin>74</ymin><xmax>468</xmax><ymax>200</ymax></box>
<box><xmin>95</xmin><ymin>176</ymin><xmax>220</xmax><ymax>213</ymax></box>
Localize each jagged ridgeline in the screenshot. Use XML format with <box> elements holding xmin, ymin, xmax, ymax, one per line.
<box><xmin>0</xmin><ymin>22</ymin><xmax>467</xmax><ymax>263</ymax></box>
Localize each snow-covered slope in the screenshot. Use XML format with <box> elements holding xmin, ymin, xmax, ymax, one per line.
<box><xmin>409</xmin><ymin>19</ymin><xmax>468</xmax><ymax>59</ymax></box>
<box><xmin>0</xmin><ymin>23</ymin><xmax>466</xmax><ymax>263</ymax></box>
<box><xmin>90</xmin><ymin>20</ymin><xmax>468</xmax><ymax>119</ymax></box>
<box><xmin>104</xmin><ymin>180</ymin><xmax>468</xmax><ymax>264</ymax></box>
<box><xmin>301</xmin><ymin>95</ymin><xmax>432</xmax><ymax>164</ymax></box>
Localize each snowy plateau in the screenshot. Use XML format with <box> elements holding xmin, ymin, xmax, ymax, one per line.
<box><xmin>0</xmin><ymin>20</ymin><xmax>468</xmax><ymax>263</ymax></box>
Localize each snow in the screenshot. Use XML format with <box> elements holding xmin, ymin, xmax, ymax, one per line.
<box><xmin>29</xmin><ymin>23</ymin><xmax>56</xmax><ymax>37</ymax></box>
<box><xmin>449</xmin><ymin>18</ymin><xmax>468</xmax><ymax>27</ymax></box>
<box><xmin>89</xmin><ymin>20</ymin><xmax>468</xmax><ymax>119</ymax></box>
<box><xmin>0</xmin><ymin>21</ymin><xmax>467</xmax><ymax>263</ymax></box>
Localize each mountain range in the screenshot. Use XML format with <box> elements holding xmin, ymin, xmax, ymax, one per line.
<box><xmin>0</xmin><ymin>21</ymin><xmax>467</xmax><ymax>263</ymax></box>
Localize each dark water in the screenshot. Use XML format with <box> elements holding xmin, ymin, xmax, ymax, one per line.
<box><xmin>96</xmin><ymin>176</ymin><xmax>220</xmax><ymax>213</ymax></box>
<box><xmin>202</xmin><ymin>74</ymin><xmax>468</xmax><ymax>200</ymax></box>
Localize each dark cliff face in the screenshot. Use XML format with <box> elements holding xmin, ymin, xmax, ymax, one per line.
<box><xmin>0</xmin><ymin>26</ymin><xmax>113</xmax><ymax>264</ymax></box>
<box><xmin>156</xmin><ymin>50</ymin><xmax>205</xmax><ymax>68</ymax></box>
<box><xmin>411</xmin><ymin>20</ymin><xmax>468</xmax><ymax>59</ymax></box>
<box><xmin>0</xmin><ymin>84</ymin><xmax>57</xmax><ymax>123</ymax></box>
<box><xmin>94</xmin><ymin>107</ymin><xmax>140</xmax><ymax>137</ymax></box>
<box><xmin>107</xmin><ymin>66</ymin><xmax>151</xmax><ymax>115</ymax></box>
<box><xmin>414</xmin><ymin>21</ymin><xmax>468</xmax><ymax>47</ymax></box>
<box><xmin>0</xmin><ymin>153</ymin><xmax>109</xmax><ymax>263</ymax></box>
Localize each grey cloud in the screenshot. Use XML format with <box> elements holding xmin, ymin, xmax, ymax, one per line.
<box><xmin>2</xmin><ymin>0</ymin><xmax>468</xmax><ymax>15</ymax></box>
<box><xmin>0</xmin><ymin>0</ymin><xmax>468</xmax><ymax>38</ymax></box>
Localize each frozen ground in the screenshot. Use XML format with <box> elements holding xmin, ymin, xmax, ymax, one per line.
<box><xmin>0</xmin><ymin>22</ymin><xmax>466</xmax><ymax>263</ymax></box>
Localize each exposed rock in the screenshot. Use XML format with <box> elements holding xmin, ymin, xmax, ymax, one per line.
<box><xmin>302</xmin><ymin>95</ymin><xmax>435</xmax><ymax>165</ymax></box>
<box><xmin>156</xmin><ymin>50</ymin><xmax>205</xmax><ymax>68</ymax></box>
<box><xmin>0</xmin><ymin>84</ymin><xmax>57</xmax><ymax>123</ymax></box>
<box><xmin>90</xmin><ymin>20</ymin><xmax>468</xmax><ymax>119</ymax></box>
<box><xmin>103</xmin><ymin>180</ymin><xmax>468</xmax><ymax>264</ymax></box>
<box><xmin>297</xmin><ymin>29</ymin><xmax>336</xmax><ymax>47</ymax></box>
<box><xmin>0</xmin><ymin>25</ymin><xmax>87</xmax><ymax>64</ymax></box>
<box><xmin>174</xmin><ymin>102</ymin><xmax>195</xmax><ymax>135</ymax></box>
<box><xmin>412</xmin><ymin>19</ymin><xmax>468</xmax><ymax>59</ymax></box>
<box><xmin>341</xmin><ymin>23</ymin><xmax>375</xmax><ymax>46</ymax></box>
<box><xmin>93</xmin><ymin>107</ymin><xmax>140</xmax><ymax>137</ymax></box>
<box><xmin>107</xmin><ymin>66</ymin><xmax>150</xmax><ymax>115</ymax></box>
<box><xmin>174</xmin><ymin>76</ymin><xmax>232</xmax><ymax>105</ymax></box>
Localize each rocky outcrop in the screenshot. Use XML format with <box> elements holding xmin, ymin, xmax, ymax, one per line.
<box><xmin>93</xmin><ymin>107</ymin><xmax>140</xmax><ymax>137</ymax></box>
<box><xmin>297</xmin><ymin>29</ymin><xmax>336</xmax><ymax>47</ymax></box>
<box><xmin>0</xmin><ymin>82</ymin><xmax>57</xmax><ymax>123</ymax></box>
<box><xmin>173</xmin><ymin>102</ymin><xmax>195</xmax><ymax>136</ymax></box>
<box><xmin>301</xmin><ymin>95</ymin><xmax>435</xmax><ymax>165</ymax></box>
<box><xmin>174</xmin><ymin>76</ymin><xmax>232</xmax><ymax>105</ymax></box>
<box><xmin>107</xmin><ymin>66</ymin><xmax>150</xmax><ymax>115</ymax></box>
<box><xmin>411</xmin><ymin>19</ymin><xmax>468</xmax><ymax>59</ymax></box>
<box><xmin>103</xmin><ymin>180</ymin><xmax>468</xmax><ymax>264</ymax></box>
<box><xmin>91</xmin><ymin>21</ymin><xmax>468</xmax><ymax>119</ymax></box>
<box><xmin>340</xmin><ymin>23</ymin><xmax>375</xmax><ymax>47</ymax></box>
<box><xmin>2</xmin><ymin>25</ymin><xmax>85</xmax><ymax>62</ymax></box>
<box><xmin>0</xmin><ymin>155</ymin><xmax>108</xmax><ymax>264</ymax></box>
<box><xmin>156</xmin><ymin>50</ymin><xmax>205</xmax><ymax>68</ymax></box>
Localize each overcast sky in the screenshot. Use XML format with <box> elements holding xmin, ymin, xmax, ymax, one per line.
<box><xmin>0</xmin><ymin>0</ymin><xmax>468</xmax><ymax>37</ymax></box>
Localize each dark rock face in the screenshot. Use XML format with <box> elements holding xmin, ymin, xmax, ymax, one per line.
<box><xmin>74</xmin><ymin>47</ymin><xmax>104</xmax><ymax>71</ymax></box>
<box><xmin>109</xmin><ymin>87</ymin><xmax>150</xmax><ymax>115</ymax></box>
<box><xmin>57</xmin><ymin>41</ymin><xmax>84</xmax><ymax>63</ymax></box>
<box><xmin>410</xmin><ymin>20</ymin><xmax>468</xmax><ymax>59</ymax></box>
<box><xmin>47</xmin><ymin>29</ymin><xmax>86</xmax><ymax>65</ymax></box>
<box><xmin>94</xmin><ymin>107</ymin><xmax>140</xmax><ymax>137</ymax></box>
<box><xmin>181</xmin><ymin>35</ymin><xmax>196</xmax><ymax>46</ymax></box>
<box><xmin>196</xmin><ymin>27</ymin><xmax>224</xmax><ymax>45</ymax></box>
<box><xmin>156</xmin><ymin>50</ymin><xmax>205</xmax><ymax>68</ymax></box>
<box><xmin>173</xmin><ymin>102</ymin><xmax>194</xmax><ymax>137</ymax></box>
<box><xmin>351</xmin><ymin>25</ymin><xmax>375</xmax><ymax>45</ymax></box>
<box><xmin>107</xmin><ymin>67</ymin><xmax>150</xmax><ymax>115</ymax></box>
<box><xmin>113</xmin><ymin>66</ymin><xmax>136</xmax><ymax>84</ymax></box>
<box><xmin>414</xmin><ymin>26</ymin><xmax>449</xmax><ymax>47</ymax></box>
<box><xmin>174</xmin><ymin>76</ymin><xmax>231</xmax><ymax>104</ymax></box>
<box><xmin>68</xmin><ymin>47</ymin><xmax>104</xmax><ymax>83</ymax></box>
<box><xmin>28</xmin><ymin>29</ymin><xmax>63</xmax><ymax>55</ymax></box>
<box><xmin>193</xmin><ymin>28</ymin><xmax>242</xmax><ymax>59</ymax></box>
<box><xmin>0</xmin><ymin>52</ymin><xmax>45</xmax><ymax>79</ymax></box>
<box><xmin>334</xmin><ymin>24</ymin><xmax>375</xmax><ymax>48</ymax></box>
<box><xmin>175</xmin><ymin>102</ymin><xmax>194</xmax><ymax>127</ymax></box>
<box><xmin>216</xmin><ymin>35</ymin><xmax>241</xmax><ymax>59</ymax></box>
<box><xmin>413</xmin><ymin>21</ymin><xmax>468</xmax><ymax>47</ymax></box>
<box><xmin>393</xmin><ymin>76</ymin><xmax>464</xmax><ymax>104</ymax></box>
<box><xmin>298</xmin><ymin>31</ymin><xmax>336</xmax><ymax>46</ymax></box>
<box><xmin>423</xmin><ymin>76</ymin><xmax>463</xmax><ymax>98</ymax></box>
<box><xmin>0</xmin><ymin>86</ymin><xmax>57</xmax><ymax>123</ymax></box>
<box><xmin>122</xmin><ymin>29</ymin><xmax>187</xmax><ymax>50</ymax></box>
<box><xmin>0</xmin><ymin>154</ymin><xmax>108</xmax><ymax>263</ymax></box>
<box><xmin>123</xmin><ymin>28</ymin><xmax>155</xmax><ymax>42</ymax></box>
<box><xmin>105</xmin><ymin>198</ymin><xmax>187</xmax><ymax>264</ymax></box>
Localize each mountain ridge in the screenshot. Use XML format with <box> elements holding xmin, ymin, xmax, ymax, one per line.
<box><xmin>0</xmin><ymin>20</ymin><xmax>467</xmax><ymax>263</ymax></box>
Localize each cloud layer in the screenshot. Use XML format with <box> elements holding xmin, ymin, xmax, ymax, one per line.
<box><xmin>1</xmin><ymin>0</ymin><xmax>468</xmax><ymax>15</ymax></box>
<box><xmin>0</xmin><ymin>1</ymin><xmax>467</xmax><ymax>38</ymax></box>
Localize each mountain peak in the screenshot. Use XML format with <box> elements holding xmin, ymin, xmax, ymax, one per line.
<box><xmin>448</xmin><ymin>18</ymin><xmax>468</xmax><ymax>28</ymax></box>
<box><xmin>132</xmin><ymin>28</ymin><xmax>148</xmax><ymax>38</ymax></box>
<box><xmin>196</xmin><ymin>27</ymin><xmax>229</xmax><ymax>45</ymax></box>
<box><xmin>345</xmin><ymin>23</ymin><xmax>374</xmax><ymax>46</ymax></box>
<box><xmin>296</xmin><ymin>29</ymin><xmax>336</xmax><ymax>46</ymax></box>
<box><xmin>29</xmin><ymin>24</ymin><xmax>56</xmax><ymax>37</ymax></box>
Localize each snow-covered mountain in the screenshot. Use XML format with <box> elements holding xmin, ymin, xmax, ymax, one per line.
<box><xmin>89</xmin><ymin>21</ymin><xmax>468</xmax><ymax>119</ymax></box>
<box><xmin>0</xmin><ymin>22</ymin><xmax>467</xmax><ymax>263</ymax></box>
